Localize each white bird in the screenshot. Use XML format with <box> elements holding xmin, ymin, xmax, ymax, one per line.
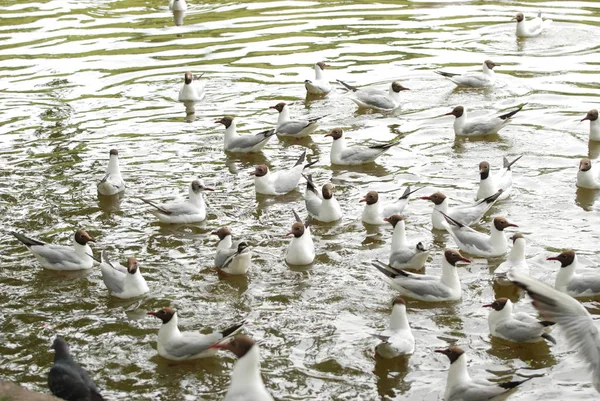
<box><xmin>215</xmin><ymin>116</ymin><xmax>275</xmax><ymax>153</ymax></box>
<box><xmin>360</xmin><ymin>187</ymin><xmax>422</xmax><ymax>225</ymax></box>
<box><xmin>141</xmin><ymin>180</ymin><xmax>213</xmax><ymax>224</ymax></box>
<box><xmin>11</xmin><ymin>230</ymin><xmax>96</xmax><ymax>271</ymax></box>
<box><xmin>269</xmin><ymin>102</ymin><xmax>325</xmax><ymax>138</ymax></box>
<box><xmin>303</xmin><ymin>174</ymin><xmax>342</xmax><ymax>223</ymax></box>
<box><xmin>97</xmin><ymin>149</ymin><xmax>125</xmax><ymax>196</ymax></box>
<box><xmin>147</xmin><ymin>307</ymin><xmax>244</xmax><ymax>361</ymax></box>
<box><xmin>477</xmin><ymin>156</ymin><xmax>522</xmax><ymax>201</ymax></box>
<box><xmin>435</xmin><ymin>60</ymin><xmax>499</xmax><ymax>88</ymax></box>
<box><xmin>253</xmin><ymin>151</ymin><xmax>316</xmax><ymax>196</ymax></box>
<box><xmin>305</xmin><ymin>62</ymin><xmax>332</xmax><ymax>95</ymax></box>
<box><xmin>168</xmin><ymin>0</ymin><xmax>187</xmax><ymax>26</ymax></box>
<box><xmin>215</xmin><ymin>242</ymin><xmax>251</xmax><ymax>276</ymax></box>
<box><xmin>325</xmin><ymin>128</ymin><xmax>398</xmax><ymax>166</ymax></box>
<box><xmin>211</xmin><ymin>335</ymin><xmax>274</xmax><ymax>401</ymax></box>
<box><xmin>178</xmin><ymin>72</ymin><xmax>204</xmax><ymax>114</ymax></box>
<box><xmin>548</xmin><ymin>250</ymin><xmax>600</xmax><ymax>297</ymax></box>
<box><xmin>285</xmin><ymin>210</ymin><xmax>314</xmax><ymax>266</ymax></box>
<box><xmin>441</xmin><ymin>212</ymin><xmax>518</xmax><ymax>258</ymax></box>
<box><xmin>494</xmin><ymin>233</ymin><xmax>529</xmax><ymax>286</ymax></box>
<box><xmin>373</xmin><ymin>297</ymin><xmax>415</xmax><ymax>358</ymax></box>
<box><xmin>483</xmin><ymin>297</ymin><xmax>556</xmax><ymax>344</ymax></box>
<box><xmin>337</xmin><ymin>80</ymin><xmax>410</xmax><ymax>111</ymax></box>
<box><xmin>508</xmin><ymin>269</ymin><xmax>600</xmax><ymax>393</ymax></box>
<box><xmin>421</xmin><ymin>189</ymin><xmax>503</xmax><ymax>231</ymax></box>
<box><xmin>384</xmin><ymin>215</ymin><xmax>429</xmax><ymax>271</ymax></box>
<box><xmin>577</xmin><ymin>158</ymin><xmax>600</xmax><ymax>189</ymax></box>
<box><xmin>445</xmin><ymin>104</ymin><xmax>525</xmax><ymax>136</ymax></box>
<box><xmin>582</xmin><ymin>109</ymin><xmax>600</xmax><ymax>142</ymax></box>
<box><xmin>99</xmin><ymin>251</ymin><xmax>149</xmax><ymax>299</ymax></box>
<box><xmin>372</xmin><ymin>249</ymin><xmax>471</xmax><ymax>302</ymax></box>
<box><xmin>435</xmin><ymin>345</ymin><xmax>531</xmax><ymax>401</ymax></box>
<box><xmin>513</xmin><ymin>12</ymin><xmax>552</xmax><ymax>38</ymax></box>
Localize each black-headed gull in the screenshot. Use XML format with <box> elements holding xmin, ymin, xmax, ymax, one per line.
<box><xmin>577</xmin><ymin>158</ymin><xmax>600</xmax><ymax>189</ymax></box>
<box><xmin>215</xmin><ymin>242</ymin><xmax>251</xmax><ymax>275</ymax></box>
<box><xmin>178</xmin><ymin>72</ymin><xmax>204</xmax><ymax>114</ymax></box>
<box><xmin>169</xmin><ymin>0</ymin><xmax>187</xmax><ymax>26</ymax></box>
<box><xmin>421</xmin><ymin>189</ymin><xmax>502</xmax><ymax>231</ymax></box>
<box><xmin>484</xmin><ymin>298</ymin><xmax>556</xmax><ymax>344</ymax></box>
<box><xmin>285</xmin><ymin>210</ymin><xmax>314</xmax><ymax>266</ymax></box>
<box><xmin>97</xmin><ymin>149</ymin><xmax>125</xmax><ymax>196</ymax></box>
<box><xmin>147</xmin><ymin>307</ymin><xmax>244</xmax><ymax>361</ymax></box>
<box><xmin>215</xmin><ymin>116</ymin><xmax>275</xmax><ymax>153</ymax></box>
<box><xmin>477</xmin><ymin>155</ymin><xmax>522</xmax><ymax>201</ymax></box>
<box><xmin>548</xmin><ymin>250</ymin><xmax>600</xmax><ymax>297</ymax></box>
<box><xmin>303</xmin><ymin>174</ymin><xmax>342</xmax><ymax>223</ymax></box>
<box><xmin>360</xmin><ymin>186</ymin><xmax>422</xmax><ymax>225</ymax></box>
<box><xmin>445</xmin><ymin>104</ymin><xmax>524</xmax><ymax>136</ymax></box>
<box><xmin>48</xmin><ymin>337</ymin><xmax>104</xmax><ymax>401</ymax></box>
<box><xmin>373</xmin><ymin>297</ymin><xmax>414</xmax><ymax>358</ymax></box>
<box><xmin>325</xmin><ymin>128</ymin><xmax>398</xmax><ymax>166</ymax></box>
<box><xmin>337</xmin><ymin>79</ymin><xmax>409</xmax><ymax>111</ymax></box>
<box><xmin>441</xmin><ymin>212</ymin><xmax>518</xmax><ymax>258</ymax></box>
<box><xmin>513</xmin><ymin>12</ymin><xmax>551</xmax><ymax>37</ymax></box>
<box><xmin>435</xmin><ymin>345</ymin><xmax>531</xmax><ymax>400</ymax></box>
<box><xmin>372</xmin><ymin>249</ymin><xmax>470</xmax><ymax>302</ymax></box>
<box><xmin>211</xmin><ymin>335</ymin><xmax>274</xmax><ymax>401</ymax></box>
<box><xmin>99</xmin><ymin>251</ymin><xmax>149</xmax><ymax>299</ymax></box>
<box><xmin>305</xmin><ymin>62</ymin><xmax>332</xmax><ymax>95</ymax></box>
<box><xmin>582</xmin><ymin>109</ymin><xmax>599</xmax><ymax>142</ymax></box>
<box><xmin>494</xmin><ymin>233</ymin><xmax>529</xmax><ymax>286</ymax></box>
<box><xmin>141</xmin><ymin>180</ymin><xmax>213</xmax><ymax>224</ymax></box>
<box><xmin>253</xmin><ymin>151</ymin><xmax>316</xmax><ymax>195</ymax></box>
<box><xmin>269</xmin><ymin>102</ymin><xmax>325</xmax><ymax>138</ymax></box>
<box><xmin>508</xmin><ymin>269</ymin><xmax>600</xmax><ymax>393</ymax></box>
<box><xmin>11</xmin><ymin>229</ymin><xmax>96</xmax><ymax>271</ymax></box>
<box><xmin>435</xmin><ymin>60</ymin><xmax>499</xmax><ymax>88</ymax></box>
<box><xmin>384</xmin><ymin>215</ymin><xmax>429</xmax><ymax>271</ymax></box>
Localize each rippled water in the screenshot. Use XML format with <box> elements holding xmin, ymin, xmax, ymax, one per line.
<box><xmin>2</xmin><ymin>0</ymin><xmax>600</xmax><ymax>400</ymax></box>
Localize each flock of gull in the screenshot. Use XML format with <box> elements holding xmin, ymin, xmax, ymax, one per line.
<box><xmin>7</xmin><ymin>3</ymin><xmax>600</xmax><ymax>401</ymax></box>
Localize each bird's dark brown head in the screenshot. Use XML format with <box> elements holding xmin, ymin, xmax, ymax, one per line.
<box><xmin>384</xmin><ymin>214</ymin><xmax>404</xmax><ymax>228</ymax></box>
<box><xmin>484</xmin><ymin>60</ymin><xmax>499</xmax><ymax>69</ymax></box>
<box><xmin>434</xmin><ymin>345</ymin><xmax>464</xmax><ymax>364</ymax></box>
<box><xmin>359</xmin><ymin>191</ymin><xmax>379</xmax><ymax>205</ymax></box>
<box><xmin>479</xmin><ymin>161</ymin><xmax>490</xmax><ymax>180</ymax></box>
<box><xmin>269</xmin><ymin>102</ymin><xmax>286</xmax><ymax>113</ymax></box>
<box><xmin>325</xmin><ymin>128</ymin><xmax>343</xmax><ymax>140</ymax></box>
<box><xmin>184</xmin><ymin>72</ymin><xmax>193</xmax><ymax>84</ymax></box>
<box><xmin>322</xmin><ymin>183</ymin><xmax>334</xmax><ymax>200</ymax></box>
<box><xmin>287</xmin><ymin>222</ymin><xmax>305</xmax><ymax>238</ymax></box>
<box><xmin>147</xmin><ymin>307</ymin><xmax>176</xmax><ymax>324</ymax></box>
<box><xmin>510</xmin><ymin>233</ymin><xmax>524</xmax><ymax>243</ymax></box>
<box><xmin>392</xmin><ymin>296</ymin><xmax>406</xmax><ymax>307</ymax></box>
<box><xmin>444</xmin><ymin>249</ymin><xmax>471</xmax><ymax>266</ymax></box>
<box><xmin>109</xmin><ymin>149</ymin><xmax>119</xmax><ymax>157</ymax></box>
<box><xmin>127</xmin><ymin>257</ymin><xmax>138</xmax><ymax>274</ymax></box>
<box><xmin>580</xmin><ymin>158</ymin><xmax>592</xmax><ymax>172</ymax></box>
<box><xmin>420</xmin><ymin>192</ymin><xmax>446</xmax><ymax>205</ymax></box>
<box><xmin>483</xmin><ymin>298</ymin><xmax>509</xmax><ymax>311</ymax></box>
<box><xmin>493</xmin><ymin>217</ymin><xmax>518</xmax><ymax>231</ymax></box>
<box><xmin>215</xmin><ymin>116</ymin><xmax>234</xmax><ymax>128</ymax></box>
<box><xmin>445</xmin><ymin>106</ymin><xmax>464</xmax><ymax>118</ymax></box>
<box><xmin>513</xmin><ymin>12</ymin><xmax>524</xmax><ymax>22</ymax></box>
<box><xmin>582</xmin><ymin>109</ymin><xmax>598</xmax><ymax>122</ymax></box>
<box><xmin>211</xmin><ymin>227</ymin><xmax>232</xmax><ymax>240</ymax></box>
<box><xmin>547</xmin><ymin>250</ymin><xmax>576</xmax><ymax>268</ymax></box>
<box><xmin>51</xmin><ymin>336</ymin><xmax>70</xmax><ymax>355</ymax></box>
<box><xmin>253</xmin><ymin>165</ymin><xmax>269</xmax><ymax>177</ymax></box>
<box><xmin>391</xmin><ymin>81</ymin><xmax>410</xmax><ymax>93</ymax></box>
<box><xmin>211</xmin><ymin>335</ymin><xmax>256</xmax><ymax>358</ymax></box>
<box><xmin>316</xmin><ymin>61</ymin><xmax>329</xmax><ymax>70</ymax></box>
<box><xmin>74</xmin><ymin>230</ymin><xmax>95</xmax><ymax>245</ymax></box>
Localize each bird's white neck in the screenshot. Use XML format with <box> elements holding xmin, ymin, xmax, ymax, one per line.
<box><xmin>124</xmin><ymin>268</ymin><xmax>148</xmax><ymax>291</ymax></box>
<box><xmin>432</xmin><ymin>199</ymin><xmax>449</xmax><ymax>229</ymax></box>
<box><xmin>107</xmin><ymin>155</ymin><xmax>120</xmax><ymax>175</ymax></box>
<box><xmin>555</xmin><ymin>256</ymin><xmax>578</xmax><ymax>292</ymax></box>
<box><xmin>189</xmin><ymin>190</ymin><xmax>206</xmax><ymax>207</ymax></box>
<box><xmin>445</xmin><ymin>354</ymin><xmax>471</xmax><ymax>395</ymax></box>
<box><xmin>390</xmin><ymin>221</ymin><xmax>407</xmax><ymax>251</ymax></box>
<box><xmin>73</xmin><ymin>241</ymin><xmax>93</xmax><ymax>260</ymax></box>
<box><xmin>490</xmin><ymin>226</ymin><xmax>508</xmax><ymax>250</ymax></box>
<box><xmin>218</xmin><ymin>235</ymin><xmax>232</xmax><ymax>250</ymax></box>
<box><xmin>315</xmin><ymin>64</ymin><xmax>325</xmax><ymax>80</ymax></box>
<box><xmin>453</xmin><ymin>111</ymin><xmax>468</xmax><ymax>134</ymax></box>
<box><xmin>482</xmin><ymin>63</ymin><xmax>495</xmax><ymax>76</ymax></box>
<box><xmin>330</xmin><ymin>137</ymin><xmax>347</xmax><ymax>163</ymax></box>
<box><xmin>388</xmin><ymin>85</ymin><xmax>401</xmax><ymax>103</ymax></box>
<box><xmin>229</xmin><ymin>345</ymin><xmax>264</xmax><ymax>390</ymax></box>
<box><xmin>590</xmin><ymin>119</ymin><xmax>600</xmax><ymax>141</ymax></box>
<box><xmin>389</xmin><ymin>304</ymin><xmax>410</xmax><ymax>331</ymax></box>
<box><xmin>277</xmin><ymin>106</ymin><xmax>290</xmax><ymax>125</ymax></box>
<box><xmin>224</xmin><ymin>120</ymin><xmax>238</xmax><ymax>146</ymax></box>
<box><xmin>488</xmin><ymin>300</ymin><xmax>513</xmax><ymax>328</ymax></box>
<box><xmin>507</xmin><ymin>238</ymin><xmax>526</xmax><ymax>263</ymax></box>
<box><xmin>440</xmin><ymin>258</ymin><xmax>460</xmax><ymax>291</ymax></box>
<box><xmin>158</xmin><ymin>313</ymin><xmax>181</xmax><ymax>343</ymax></box>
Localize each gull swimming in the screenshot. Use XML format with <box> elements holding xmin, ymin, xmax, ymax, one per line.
<box><xmin>141</xmin><ymin>180</ymin><xmax>213</xmax><ymax>224</ymax></box>
<box><xmin>325</xmin><ymin>128</ymin><xmax>398</xmax><ymax>166</ymax></box>
<box><xmin>215</xmin><ymin>116</ymin><xmax>275</xmax><ymax>153</ymax></box>
<box><xmin>435</xmin><ymin>60</ymin><xmax>499</xmax><ymax>88</ymax></box>
<box><xmin>305</xmin><ymin>62</ymin><xmax>332</xmax><ymax>95</ymax></box>
<box><xmin>445</xmin><ymin>104</ymin><xmax>524</xmax><ymax>136</ymax></box>
<box><xmin>337</xmin><ymin>80</ymin><xmax>410</xmax><ymax>111</ymax></box>
<box><xmin>97</xmin><ymin>149</ymin><xmax>125</xmax><ymax>196</ymax></box>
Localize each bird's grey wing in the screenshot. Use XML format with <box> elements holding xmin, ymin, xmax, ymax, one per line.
<box><xmin>355</xmin><ymin>91</ymin><xmax>394</xmax><ymax>109</ymax></box>
<box><xmin>99</xmin><ymin>261</ymin><xmax>126</xmax><ymax>293</ymax></box>
<box><xmin>48</xmin><ymin>364</ymin><xmax>93</xmax><ymax>401</ymax></box>
<box><xmin>452</xmin><ymin>73</ymin><xmax>488</xmax><ymax>87</ymax></box>
<box><xmin>509</xmin><ymin>271</ymin><xmax>600</xmax><ymax>380</ymax></box>
<box><xmin>396</xmin><ymin>278</ymin><xmax>452</xmax><ymax>298</ymax></box>
<box><xmin>382</xmin><ymin>200</ymin><xmax>408</xmax><ymax>217</ymax></box>
<box><xmin>278</xmin><ymin>120</ymin><xmax>311</xmax><ymax>136</ymax></box>
<box><xmin>305</xmin><ymin>189</ymin><xmax>322</xmax><ymax>217</ymax></box>
<box><xmin>215</xmin><ymin>248</ymin><xmax>237</xmax><ymax>268</ymax></box>
<box><xmin>448</xmin><ymin>227</ymin><xmax>493</xmax><ymax>253</ymax></box>
<box><xmin>495</xmin><ymin>319</ymin><xmax>542</xmax><ymax>342</ymax></box>
<box><xmin>35</xmin><ymin>245</ymin><xmax>82</xmax><ymax>265</ymax></box>
<box><xmin>158</xmin><ymin>201</ymin><xmax>199</xmax><ymax>216</ymax></box>
<box><xmin>389</xmin><ymin>248</ymin><xmax>417</xmax><ymax>266</ymax></box>
<box><xmin>272</xmin><ymin>166</ymin><xmax>303</xmax><ymax>193</ymax></box>
<box><xmin>451</xmin><ymin>204</ymin><xmax>489</xmax><ymax>226</ymax></box>
<box><xmin>340</xmin><ymin>146</ymin><xmax>381</xmax><ymax>163</ymax></box>
<box><xmin>462</xmin><ymin>117</ymin><xmax>502</xmax><ymax>135</ymax></box>
<box><xmin>228</xmin><ymin>135</ymin><xmax>267</xmax><ymax>149</ymax></box>
<box><xmin>166</xmin><ymin>332</ymin><xmax>222</xmax><ymax>358</ymax></box>
<box><xmin>452</xmin><ymin>382</ymin><xmax>507</xmax><ymax>401</ymax></box>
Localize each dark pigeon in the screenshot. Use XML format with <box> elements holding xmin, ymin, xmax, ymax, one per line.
<box><xmin>47</xmin><ymin>337</ymin><xmax>105</xmax><ymax>401</ymax></box>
